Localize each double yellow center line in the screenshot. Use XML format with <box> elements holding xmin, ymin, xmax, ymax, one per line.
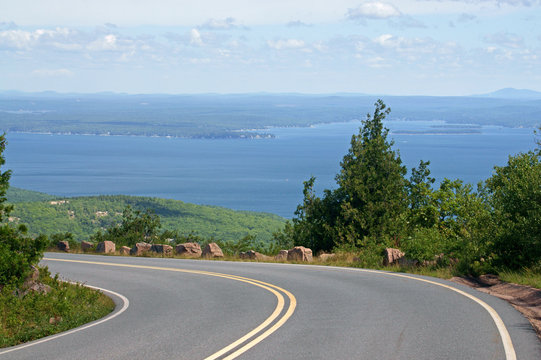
<box><xmin>44</xmin><ymin>258</ymin><xmax>296</xmax><ymax>360</ymax></box>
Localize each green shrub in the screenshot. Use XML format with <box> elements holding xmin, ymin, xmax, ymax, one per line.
<box><xmin>401</xmin><ymin>227</ymin><xmax>446</xmax><ymax>262</ymax></box>
<box><xmin>0</xmin><ymin>268</ymin><xmax>115</xmax><ymax>348</ymax></box>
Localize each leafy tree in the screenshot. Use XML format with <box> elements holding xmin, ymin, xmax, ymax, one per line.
<box><xmin>271</xmin><ymin>223</ymin><xmax>295</xmax><ymax>250</ymax></box>
<box><xmin>286</xmin><ymin>177</ymin><xmax>337</xmax><ymax>253</ymax></box>
<box><xmin>485</xmin><ymin>150</ymin><xmax>541</xmax><ymax>269</ymax></box>
<box><xmin>0</xmin><ymin>135</ymin><xmax>12</xmax><ymax>223</ymax></box>
<box><xmin>0</xmin><ymin>226</ymin><xmax>48</xmax><ymax>287</ymax></box>
<box><xmin>534</xmin><ymin>125</ymin><xmax>541</xmax><ymax>155</ymax></box>
<box><xmin>91</xmin><ymin>205</ymin><xmax>162</xmax><ymax>247</ymax></box>
<box><xmin>433</xmin><ymin>179</ymin><xmax>492</xmax><ymax>265</ymax></box>
<box><xmin>217</xmin><ymin>234</ymin><xmax>257</xmax><ymax>256</ymax></box>
<box><xmin>0</xmin><ymin>134</ymin><xmax>47</xmax><ymax>287</ymax></box>
<box><xmin>406</xmin><ymin>160</ymin><xmax>438</xmax><ymax>229</ymax></box>
<box><xmin>50</xmin><ymin>232</ymin><xmax>77</xmax><ymax>250</ymax></box>
<box><xmin>402</xmin><ymin>163</ymin><xmax>492</xmax><ymax>268</ymax></box>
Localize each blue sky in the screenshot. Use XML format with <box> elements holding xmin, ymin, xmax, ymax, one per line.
<box><xmin>1</xmin><ymin>0</ymin><xmax>540</xmax><ymax>95</ymax></box>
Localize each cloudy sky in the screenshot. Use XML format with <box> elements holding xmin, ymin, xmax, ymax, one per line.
<box><xmin>1</xmin><ymin>0</ymin><xmax>540</xmax><ymax>95</ymax></box>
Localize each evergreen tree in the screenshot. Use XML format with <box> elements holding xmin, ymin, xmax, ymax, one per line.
<box><xmin>286</xmin><ymin>100</ymin><xmax>408</xmax><ymax>253</ymax></box>
<box><xmin>333</xmin><ymin>100</ymin><xmax>408</xmax><ymax>248</ymax></box>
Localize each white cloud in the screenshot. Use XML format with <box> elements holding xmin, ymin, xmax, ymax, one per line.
<box><xmin>199</xmin><ymin>17</ymin><xmax>244</xmax><ymax>30</ymax></box>
<box><xmin>1</xmin><ymin>3</ymin><xmax>539</xmax><ymax>95</ymax></box>
<box><xmin>286</xmin><ymin>20</ymin><xmax>312</xmax><ymax>27</ymax></box>
<box><xmin>32</xmin><ymin>68</ymin><xmax>74</xmax><ymax>77</ymax></box>
<box><xmin>446</xmin><ymin>0</ymin><xmax>540</xmax><ymax>6</ymax></box>
<box><xmin>190</xmin><ymin>29</ymin><xmax>204</xmax><ymax>46</ymax></box>
<box><xmin>347</xmin><ymin>2</ymin><xmax>401</xmax><ymax>20</ymax></box>
<box><xmin>484</xmin><ymin>32</ymin><xmax>524</xmax><ymax>49</ymax></box>
<box><xmin>375</xmin><ymin>34</ymin><xmax>394</xmax><ymax>46</ymax></box>
<box><xmin>0</xmin><ymin>27</ymin><xmax>76</xmax><ymax>50</ymax></box>
<box><xmin>366</xmin><ymin>56</ymin><xmax>391</xmax><ymax>68</ymax></box>
<box><xmin>87</xmin><ymin>34</ymin><xmax>118</xmax><ymax>51</ymax></box>
<box><xmin>267</xmin><ymin>39</ymin><xmax>306</xmax><ymax>50</ymax></box>
<box><xmin>189</xmin><ymin>57</ymin><xmax>211</xmax><ymax>64</ymax></box>
<box><xmin>457</xmin><ymin>13</ymin><xmax>477</xmax><ymax>23</ymax></box>
<box><xmin>0</xmin><ymin>29</ymin><xmax>34</xmax><ymax>49</ymax></box>
<box><xmin>389</xmin><ymin>16</ymin><xmax>427</xmax><ymax>28</ymax></box>
<box><xmin>313</xmin><ymin>41</ymin><xmax>328</xmax><ymax>52</ymax></box>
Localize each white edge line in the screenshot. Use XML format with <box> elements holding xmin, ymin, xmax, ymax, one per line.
<box><xmin>345</xmin><ymin>267</ymin><xmax>517</xmax><ymax>360</ymax></box>
<box><xmin>0</xmin><ymin>284</ymin><xmax>129</xmax><ymax>356</ymax></box>
<box><xmin>230</xmin><ymin>261</ymin><xmax>517</xmax><ymax>360</ymax></box>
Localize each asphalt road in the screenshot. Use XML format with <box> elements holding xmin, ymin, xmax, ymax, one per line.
<box><xmin>2</xmin><ymin>253</ymin><xmax>540</xmax><ymax>359</ymax></box>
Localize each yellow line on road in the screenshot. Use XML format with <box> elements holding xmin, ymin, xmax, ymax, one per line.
<box><xmin>44</xmin><ymin>258</ymin><xmax>296</xmax><ymax>360</ymax></box>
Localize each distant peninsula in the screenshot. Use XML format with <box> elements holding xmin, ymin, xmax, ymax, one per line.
<box><xmin>1</xmin><ymin>91</ymin><xmax>540</xmax><ymax>138</ymax></box>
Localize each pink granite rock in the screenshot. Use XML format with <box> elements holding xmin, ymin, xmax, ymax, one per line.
<box><xmin>151</xmin><ymin>244</ymin><xmax>173</xmax><ymax>255</ymax></box>
<box><xmin>57</xmin><ymin>241</ymin><xmax>70</xmax><ymax>252</ymax></box>
<box><xmin>96</xmin><ymin>241</ymin><xmax>116</xmax><ymax>254</ymax></box>
<box><xmin>383</xmin><ymin>248</ymin><xmax>405</xmax><ymax>266</ymax></box>
<box><xmin>130</xmin><ymin>242</ymin><xmax>152</xmax><ymax>256</ymax></box>
<box><xmin>287</xmin><ymin>246</ymin><xmax>313</xmax><ymax>262</ymax></box>
<box><xmin>202</xmin><ymin>242</ymin><xmax>224</xmax><ymax>258</ymax></box>
<box><xmin>81</xmin><ymin>241</ymin><xmax>94</xmax><ymax>252</ymax></box>
<box><xmin>119</xmin><ymin>246</ymin><xmax>131</xmax><ymax>255</ymax></box>
<box><xmin>274</xmin><ymin>250</ymin><xmax>288</xmax><ymax>261</ymax></box>
<box><xmin>175</xmin><ymin>242</ymin><xmax>202</xmax><ymax>257</ymax></box>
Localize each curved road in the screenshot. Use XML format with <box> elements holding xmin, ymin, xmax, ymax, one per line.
<box><xmin>2</xmin><ymin>253</ymin><xmax>540</xmax><ymax>359</ymax></box>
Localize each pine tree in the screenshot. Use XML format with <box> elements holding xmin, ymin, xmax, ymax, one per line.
<box><xmin>286</xmin><ymin>100</ymin><xmax>408</xmax><ymax>253</ymax></box>
<box><xmin>333</xmin><ymin>100</ymin><xmax>408</xmax><ymax>248</ymax></box>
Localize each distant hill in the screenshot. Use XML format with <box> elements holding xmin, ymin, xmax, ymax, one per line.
<box><xmin>7</xmin><ymin>191</ymin><xmax>286</xmax><ymax>242</ymax></box>
<box><xmin>7</xmin><ymin>187</ymin><xmax>58</xmax><ymax>203</ymax></box>
<box><xmin>475</xmin><ymin>88</ymin><xmax>541</xmax><ymax>100</ymax></box>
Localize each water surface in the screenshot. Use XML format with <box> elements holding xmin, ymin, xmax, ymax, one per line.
<box><xmin>4</xmin><ymin>121</ymin><xmax>536</xmax><ymax>217</ymax></box>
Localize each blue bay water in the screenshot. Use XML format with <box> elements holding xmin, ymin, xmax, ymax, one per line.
<box><xmin>4</xmin><ymin>121</ymin><xmax>536</xmax><ymax>218</ymax></box>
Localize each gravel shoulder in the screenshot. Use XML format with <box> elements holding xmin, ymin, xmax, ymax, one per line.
<box><xmin>451</xmin><ymin>275</ymin><xmax>541</xmax><ymax>341</ymax></box>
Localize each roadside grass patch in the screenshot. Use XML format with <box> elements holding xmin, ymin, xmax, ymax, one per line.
<box><xmin>0</xmin><ymin>267</ymin><xmax>115</xmax><ymax>348</ymax></box>
<box><xmin>498</xmin><ymin>268</ymin><xmax>541</xmax><ymax>290</ymax></box>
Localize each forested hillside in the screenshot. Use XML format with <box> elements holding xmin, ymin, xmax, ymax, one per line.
<box><xmin>6</xmin><ymin>187</ymin><xmax>57</xmax><ymax>203</ymax></box>
<box><xmin>8</xmin><ymin>193</ymin><xmax>285</xmax><ymax>242</ymax></box>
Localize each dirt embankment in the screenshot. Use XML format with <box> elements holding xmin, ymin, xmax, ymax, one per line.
<box><xmin>451</xmin><ymin>275</ymin><xmax>541</xmax><ymax>340</ymax></box>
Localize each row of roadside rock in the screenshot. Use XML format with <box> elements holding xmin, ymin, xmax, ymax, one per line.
<box><xmin>57</xmin><ymin>240</ymin><xmax>315</xmax><ymax>262</ymax></box>
<box><xmin>58</xmin><ymin>241</ymin><xmax>443</xmax><ymax>266</ymax></box>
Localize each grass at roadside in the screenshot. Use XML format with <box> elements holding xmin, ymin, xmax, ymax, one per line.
<box><xmin>0</xmin><ymin>268</ymin><xmax>115</xmax><ymax>348</ymax></box>
<box><xmin>213</xmin><ymin>252</ymin><xmax>541</xmax><ymax>290</ymax></box>
<box><xmin>48</xmin><ymin>248</ymin><xmax>541</xmax><ymax>290</ymax></box>
<box><xmin>498</xmin><ymin>268</ymin><xmax>541</xmax><ymax>289</ymax></box>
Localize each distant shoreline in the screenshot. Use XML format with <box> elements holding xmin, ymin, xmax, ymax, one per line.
<box><xmin>391</xmin><ymin>130</ymin><xmax>482</xmax><ymax>135</ymax></box>
<box><xmin>7</xmin><ymin>130</ymin><xmax>275</xmax><ymax>140</ymax></box>
<box><xmin>4</xmin><ymin>119</ymin><xmax>534</xmax><ymax>140</ymax></box>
